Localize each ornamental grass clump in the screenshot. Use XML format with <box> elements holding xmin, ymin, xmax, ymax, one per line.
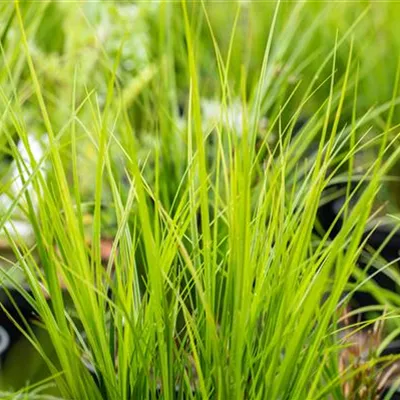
<box><xmin>1</xmin><ymin>1</ymin><xmax>400</xmax><ymax>399</ymax></box>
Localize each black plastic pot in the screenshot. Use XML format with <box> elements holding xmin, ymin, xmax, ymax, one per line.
<box><xmin>317</xmin><ymin>183</ymin><xmax>400</xmax><ymax>310</ymax></box>
<box><xmin>0</xmin><ymin>287</ymin><xmax>104</xmax><ymax>394</ymax></box>
<box><xmin>0</xmin><ymin>288</ymin><xmax>39</xmax><ymax>364</ymax></box>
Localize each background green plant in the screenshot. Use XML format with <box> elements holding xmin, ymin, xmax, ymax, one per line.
<box><xmin>1</xmin><ymin>1</ymin><xmax>400</xmax><ymax>399</ymax></box>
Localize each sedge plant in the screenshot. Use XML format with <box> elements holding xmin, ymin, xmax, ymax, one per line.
<box><xmin>0</xmin><ymin>1</ymin><xmax>400</xmax><ymax>399</ymax></box>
